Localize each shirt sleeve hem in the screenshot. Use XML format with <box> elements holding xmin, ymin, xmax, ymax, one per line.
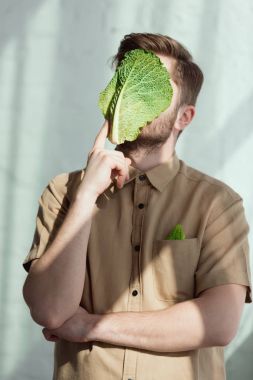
<box><xmin>195</xmin><ymin>276</ymin><xmax>252</xmax><ymax>303</ymax></box>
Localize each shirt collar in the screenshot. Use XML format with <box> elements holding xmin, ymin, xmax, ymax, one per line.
<box><xmin>145</xmin><ymin>151</ymin><xmax>180</xmax><ymax>192</ymax></box>
<box><xmin>105</xmin><ymin>151</ymin><xmax>180</xmax><ymax>197</ymax></box>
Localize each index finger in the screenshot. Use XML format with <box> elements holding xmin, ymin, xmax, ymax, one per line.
<box><xmin>92</xmin><ymin>119</ymin><xmax>109</xmax><ymax>150</ymax></box>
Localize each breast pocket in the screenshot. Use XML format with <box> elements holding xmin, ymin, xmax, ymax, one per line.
<box><xmin>152</xmin><ymin>238</ymin><xmax>200</xmax><ymax>302</ymax></box>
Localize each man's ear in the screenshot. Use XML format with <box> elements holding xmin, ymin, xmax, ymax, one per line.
<box><xmin>174</xmin><ymin>105</ymin><xmax>195</xmax><ymax>133</ymax></box>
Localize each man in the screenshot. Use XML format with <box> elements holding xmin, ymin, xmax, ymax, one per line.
<box><xmin>22</xmin><ymin>33</ymin><xmax>252</xmax><ymax>380</ymax></box>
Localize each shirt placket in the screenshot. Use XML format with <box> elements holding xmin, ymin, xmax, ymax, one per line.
<box><xmin>122</xmin><ymin>173</ymin><xmax>150</xmax><ymax>380</ymax></box>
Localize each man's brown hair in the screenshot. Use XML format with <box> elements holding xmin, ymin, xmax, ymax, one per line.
<box><xmin>111</xmin><ymin>32</ymin><xmax>204</xmax><ymax>107</ymax></box>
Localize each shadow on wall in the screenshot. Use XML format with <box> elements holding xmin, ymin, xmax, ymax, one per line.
<box><xmin>38</xmin><ymin>0</ymin><xmax>119</xmax><ymax>182</ymax></box>
<box><xmin>182</xmin><ymin>91</ymin><xmax>253</xmax><ymax>174</ymax></box>
<box><xmin>1</xmin><ymin>1</ymin><xmax>252</xmax><ymax>379</ymax></box>
<box><xmin>226</xmin><ymin>332</ymin><xmax>253</xmax><ymax>380</ymax></box>
<box><xmin>0</xmin><ymin>2</ymin><xmax>45</xmax><ymax>379</ymax></box>
<box><xmin>1</xmin><ymin>1</ymin><xmax>117</xmax><ymax>379</ymax></box>
<box><xmin>7</xmin><ymin>337</ymin><xmax>54</xmax><ymax>380</ymax></box>
<box><xmin>0</xmin><ymin>1</ymin><xmax>43</xmax><ymax>50</ymax></box>
<box><xmin>180</xmin><ymin>1</ymin><xmax>253</xmax><ymax>176</ymax></box>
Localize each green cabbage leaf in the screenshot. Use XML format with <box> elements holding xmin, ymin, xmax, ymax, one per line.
<box><xmin>98</xmin><ymin>49</ymin><xmax>173</xmax><ymax>144</ymax></box>
<box><xmin>165</xmin><ymin>224</ymin><xmax>186</xmax><ymax>240</ymax></box>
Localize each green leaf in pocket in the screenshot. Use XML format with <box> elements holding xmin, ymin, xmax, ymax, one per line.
<box><xmin>165</xmin><ymin>224</ymin><xmax>186</xmax><ymax>240</ymax></box>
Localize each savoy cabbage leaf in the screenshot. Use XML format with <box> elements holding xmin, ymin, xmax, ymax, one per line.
<box><xmin>165</xmin><ymin>224</ymin><xmax>186</xmax><ymax>240</ymax></box>
<box><xmin>98</xmin><ymin>49</ymin><xmax>173</xmax><ymax>144</ymax></box>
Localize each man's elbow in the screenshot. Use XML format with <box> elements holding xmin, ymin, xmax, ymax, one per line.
<box><xmin>29</xmin><ymin>307</ymin><xmax>63</xmax><ymax>330</ymax></box>
<box><xmin>198</xmin><ymin>283</ymin><xmax>247</xmax><ymax>348</ymax></box>
<box><xmin>217</xmin><ymin>304</ymin><xmax>243</xmax><ymax>347</ymax></box>
<box><xmin>26</xmin><ymin>301</ymin><xmax>78</xmax><ymax>329</ymax></box>
<box><xmin>22</xmin><ymin>278</ymin><xmax>79</xmax><ymax>329</ymax></box>
<box><xmin>23</xmin><ymin>286</ymin><xmax>76</xmax><ymax>330</ymax></box>
<box><xmin>209</xmin><ymin>322</ymin><xmax>238</xmax><ymax>347</ymax></box>
<box><xmin>218</xmin><ymin>328</ymin><xmax>237</xmax><ymax>347</ymax></box>
<box><xmin>203</xmin><ymin>329</ymin><xmax>233</xmax><ymax>348</ymax></box>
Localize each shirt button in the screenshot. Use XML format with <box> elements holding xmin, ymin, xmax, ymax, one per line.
<box><xmin>138</xmin><ymin>203</ymin><xmax>144</xmax><ymax>209</ymax></box>
<box><xmin>139</xmin><ymin>174</ymin><xmax>146</xmax><ymax>181</ymax></box>
<box><xmin>135</xmin><ymin>245</ymin><xmax>140</xmax><ymax>251</ymax></box>
<box><xmin>132</xmin><ymin>290</ymin><xmax>138</xmax><ymax>296</ymax></box>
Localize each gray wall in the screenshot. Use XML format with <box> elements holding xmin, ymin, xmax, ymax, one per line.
<box><xmin>0</xmin><ymin>0</ymin><xmax>252</xmax><ymax>379</ymax></box>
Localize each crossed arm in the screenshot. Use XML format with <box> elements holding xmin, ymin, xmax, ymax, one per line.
<box><xmin>41</xmin><ymin>283</ymin><xmax>247</xmax><ymax>352</ymax></box>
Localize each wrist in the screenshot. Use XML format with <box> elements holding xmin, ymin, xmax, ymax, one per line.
<box><xmin>72</xmin><ymin>188</ymin><xmax>98</xmax><ymax>207</ymax></box>
<box><xmin>89</xmin><ymin>314</ymin><xmax>110</xmax><ymax>342</ymax></box>
<box><xmin>87</xmin><ymin>313</ymin><xmax>105</xmax><ymax>342</ymax></box>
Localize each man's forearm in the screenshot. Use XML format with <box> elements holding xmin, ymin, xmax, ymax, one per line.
<box><xmin>91</xmin><ymin>297</ymin><xmax>228</xmax><ymax>352</ymax></box>
<box><xmin>23</xmin><ymin>191</ymin><xmax>97</xmax><ymax>329</ymax></box>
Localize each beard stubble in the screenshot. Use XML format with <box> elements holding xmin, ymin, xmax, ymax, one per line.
<box><xmin>115</xmin><ymin>105</ymin><xmax>179</xmax><ymax>158</ymax></box>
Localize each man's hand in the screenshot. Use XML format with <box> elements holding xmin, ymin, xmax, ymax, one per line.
<box><xmin>42</xmin><ymin>306</ymin><xmax>99</xmax><ymax>343</ymax></box>
<box><xmin>76</xmin><ymin>119</ymin><xmax>132</xmax><ymax>201</ymax></box>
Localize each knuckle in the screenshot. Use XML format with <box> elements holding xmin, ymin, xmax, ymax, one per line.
<box><xmin>117</xmin><ymin>151</ymin><xmax>125</xmax><ymax>158</ymax></box>
<box><xmin>104</xmin><ymin>155</ymin><xmax>111</xmax><ymax>163</ymax></box>
<box><xmin>98</xmin><ymin>149</ymin><xmax>106</xmax><ymax>157</ymax></box>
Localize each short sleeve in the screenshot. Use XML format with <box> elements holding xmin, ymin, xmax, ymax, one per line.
<box><xmin>195</xmin><ymin>196</ymin><xmax>252</xmax><ymax>303</ymax></box>
<box><xmin>22</xmin><ymin>173</ymin><xmax>69</xmax><ymax>273</ymax></box>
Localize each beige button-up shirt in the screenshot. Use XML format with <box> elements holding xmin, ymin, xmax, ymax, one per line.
<box><xmin>23</xmin><ymin>152</ymin><xmax>252</xmax><ymax>380</ymax></box>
